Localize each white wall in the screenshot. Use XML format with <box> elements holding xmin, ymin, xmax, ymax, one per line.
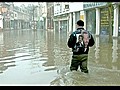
<box><xmin>40</xmin><ymin>2</ymin><xmax>47</xmax><ymax>18</ymax></box>
<box><xmin>69</xmin><ymin>2</ymin><xmax>83</xmax><ymax>12</ymax></box>
<box><xmin>54</xmin><ymin>2</ymin><xmax>84</xmax><ymax>16</ymax></box>
<box><xmin>0</xmin><ymin>15</ymin><xmax>3</xmax><ymax>29</ymax></box>
<box><xmin>54</xmin><ymin>2</ymin><xmax>61</xmax><ymax>16</ymax></box>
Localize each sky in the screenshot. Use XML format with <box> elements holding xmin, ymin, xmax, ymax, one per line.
<box><xmin>13</xmin><ymin>2</ymin><xmax>38</xmax><ymax>6</ymax></box>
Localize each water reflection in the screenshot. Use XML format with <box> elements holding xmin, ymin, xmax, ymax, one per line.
<box><xmin>54</xmin><ymin>30</ymin><xmax>71</xmax><ymax>70</ymax></box>
<box><xmin>0</xmin><ymin>32</ymin><xmax>3</xmax><ymax>45</ymax></box>
<box><xmin>91</xmin><ymin>35</ymin><xmax>113</xmax><ymax>69</ymax></box>
<box><xmin>0</xmin><ymin>29</ymin><xmax>120</xmax><ymax>85</ymax></box>
<box><xmin>94</xmin><ymin>36</ymin><xmax>120</xmax><ymax>70</ymax></box>
<box><xmin>112</xmin><ymin>38</ymin><xmax>119</xmax><ymax>70</ymax></box>
<box><xmin>94</xmin><ymin>36</ymin><xmax>100</xmax><ymax>63</ymax></box>
<box><xmin>112</xmin><ymin>38</ymin><xmax>118</xmax><ymax>63</ymax></box>
<box><xmin>42</xmin><ymin>30</ymin><xmax>56</xmax><ymax>71</ymax></box>
<box><xmin>51</xmin><ymin>34</ymin><xmax>120</xmax><ymax>86</ymax></box>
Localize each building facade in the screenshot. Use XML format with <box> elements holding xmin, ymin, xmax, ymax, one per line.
<box><xmin>54</xmin><ymin>2</ymin><xmax>120</xmax><ymax>38</ymax></box>
<box><xmin>0</xmin><ymin>2</ymin><xmax>40</xmax><ymax>30</ymax></box>
<box><xmin>54</xmin><ymin>2</ymin><xmax>70</xmax><ymax>32</ymax></box>
<box><xmin>83</xmin><ymin>2</ymin><xmax>120</xmax><ymax>37</ymax></box>
<box><xmin>53</xmin><ymin>2</ymin><xmax>84</xmax><ymax>33</ymax></box>
<box><xmin>13</xmin><ymin>5</ymin><xmax>30</xmax><ymax>30</ymax></box>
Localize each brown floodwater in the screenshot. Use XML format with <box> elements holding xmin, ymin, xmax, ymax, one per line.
<box><xmin>0</xmin><ymin>29</ymin><xmax>120</xmax><ymax>86</ymax></box>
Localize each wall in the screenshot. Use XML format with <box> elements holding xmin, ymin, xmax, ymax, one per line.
<box><xmin>69</xmin><ymin>2</ymin><xmax>83</xmax><ymax>12</ymax></box>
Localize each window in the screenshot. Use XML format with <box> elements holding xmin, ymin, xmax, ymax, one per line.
<box><xmin>65</xmin><ymin>5</ymin><xmax>69</xmax><ymax>9</ymax></box>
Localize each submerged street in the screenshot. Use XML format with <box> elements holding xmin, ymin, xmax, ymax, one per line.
<box><xmin>0</xmin><ymin>29</ymin><xmax>120</xmax><ymax>86</ymax></box>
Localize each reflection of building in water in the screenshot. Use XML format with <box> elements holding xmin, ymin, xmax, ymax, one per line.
<box><xmin>0</xmin><ymin>32</ymin><xmax>4</xmax><ymax>58</ymax></box>
<box><xmin>53</xmin><ymin>29</ymin><xmax>71</xmax><ymax>74</ymax></box>
<box><xmin>112</xmin><ymin>38</ymin><xmax>118</xmax><ymax>70</ymax></box>
<box><xmin>95</xmin><ymin>36</ymin><xmax>100</xmax><ymax>63</ymax></box>
<box><xmin>42</xmin><ymin>31</ymin><xmax>56</xmax><ymax>71</ymax></box>
<box><xmin>97</xmin><ymin>35</ymin><xmax>113</xmax><ymax>69</ymax></box>
<box><xmin>112</xmin><ymin>38</ymin><xmax>118</xmax><ymax>63</ymax></box>
<box><xmin>0</xmin><ymin>32</ymin><xmax>3</xmax><ymax>45</ymax></box>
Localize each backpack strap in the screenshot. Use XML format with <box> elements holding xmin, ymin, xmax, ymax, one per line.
<box><xmin>67</xmin><ymin>31</ymin><xmax>77</xmax><ymax>48</ymax></box>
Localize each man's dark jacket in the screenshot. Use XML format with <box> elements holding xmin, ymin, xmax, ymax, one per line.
<box><xmin>67</xmin><ymin>28</ymin><xmax>95</xmax><ymax>55</ymax></box>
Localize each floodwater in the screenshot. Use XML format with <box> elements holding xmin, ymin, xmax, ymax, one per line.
<box><xmin>0</xmin><ymin>29</ymin><xmax>120</xmax><ymax>86</ymax></box>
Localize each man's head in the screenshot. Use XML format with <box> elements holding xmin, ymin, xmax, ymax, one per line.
<box><xmin>76</xmin><ymin>20</ymin><xmax>84</xmax><ymax>27</ymax></box>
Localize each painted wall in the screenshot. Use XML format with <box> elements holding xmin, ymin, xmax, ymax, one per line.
<box><xmin>54</xmin><ymin>2</ymin><xmax>84</xmax><ymax>16</ymax></box>
<box><xmin>69</xmin><ymin>2</ymin><xmax>83</xmax><ymax>12</ymax></box>
<box><xmin>0</xmin><ymin>15</ymin><xmax>3</xmax><ymax>29</ymax></box>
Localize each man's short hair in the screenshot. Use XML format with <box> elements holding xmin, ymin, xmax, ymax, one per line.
<box><xmin>76</xmin><ymin>20</ymin><xmax>84</xmax><ymax>26</ymax></box>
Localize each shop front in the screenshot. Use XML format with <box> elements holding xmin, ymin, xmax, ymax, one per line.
<box><xmin>100</xmin><ymin>7</ymin><xmax>114</xmax><ymax>35</ymax></box>
<box><xmin>83</xmin><ymin>2</ymin><xmax>107</xmax><ymax>35</ymax></box>
<box><xmin>75</xmin><ymin>11</ymin><xmax>80</xmax><ymax>29</ymax></box>
<box><xmin>54</xmin><ymin>13</ymin><xmax>69</xmax><ymax>32</ymax></box>
<box><xmin>86</xmin><ymin>9</ymin><xmax>96</xmax><ymax>34</ymax></box>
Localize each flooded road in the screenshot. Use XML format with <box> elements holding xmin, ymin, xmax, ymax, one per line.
<box><xmin>0</xmin><ymin>29</ymin><xmax>120</xmax><ymax>86</ymax></box>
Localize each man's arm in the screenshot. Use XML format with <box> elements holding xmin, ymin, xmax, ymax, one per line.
<box><xmin>67</xmin><ymin>33</ymin><xmax>76</xmax><ymax>48</ymax></box>
<box><xmin>88</xmin><ymin>34</ymin><xmax>95</xmax><ymax>47</ymax></box>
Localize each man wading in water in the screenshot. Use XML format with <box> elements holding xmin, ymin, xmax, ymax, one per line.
<box><xmin>67</xmin><ymin>20</ymin><xmax>95</xmax><ymax>73</ymax></box>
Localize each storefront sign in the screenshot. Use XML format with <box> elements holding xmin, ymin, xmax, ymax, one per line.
<box><xmin>100</xmin><ymin>7</ymin><xmax>113</xmax><ymax>27</ymax></box>
<box><xmin>83</xmin><ymin>2</ymin><xmax>107</xmax><ymax>9</ymax></box>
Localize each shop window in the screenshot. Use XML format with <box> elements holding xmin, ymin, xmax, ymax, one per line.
<box><xmin>86</xmin><ymin>9</ymin><xmax>96</xmax><ymax>34</ymax></box>
<box><xmin>75</xmin><ymin>11</ymin><xmax>80</xmax><ymax>22</ymax></box>
<box><xmin>65</xmin><ymin>5</ymin><xmax>69</xmax><ymax>9</ymax></box>
<box><xmin>100</xmin><ymin>7</ymin><xmax>113</xmax><ymax>35</ymax></box>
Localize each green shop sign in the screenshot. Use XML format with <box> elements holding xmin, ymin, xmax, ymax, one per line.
<box><xmin>83</xmin><ymin>2</ymin><xmax>107</xmax><ymax>9</ymax></box>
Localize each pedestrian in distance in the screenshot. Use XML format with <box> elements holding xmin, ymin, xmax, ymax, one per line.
<box><xmin>67</xmin><ymin>20</ymin><xmax>95</xmax><ymax>73</ymax></box>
